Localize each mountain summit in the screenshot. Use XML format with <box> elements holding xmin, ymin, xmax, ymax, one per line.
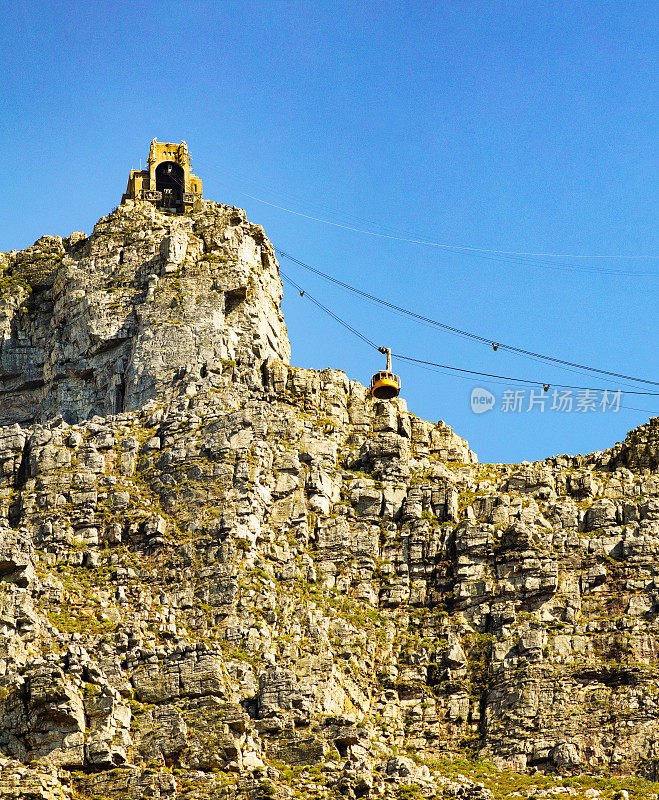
<box><xmin>0</xmin><ymin>200</ymin><xmax>289</xmax><ymax>425</ymax></box>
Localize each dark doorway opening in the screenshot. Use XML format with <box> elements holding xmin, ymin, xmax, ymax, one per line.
<box><xmin>155</xmin><ymin>161</ymin><xmax>185</xmax><ymax>210</ymax></box>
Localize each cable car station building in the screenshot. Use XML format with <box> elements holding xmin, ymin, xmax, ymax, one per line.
<box><xmin>122</xmin><ymin>139</ymin><xmax>203</xmax><ymax>212</ymax></box>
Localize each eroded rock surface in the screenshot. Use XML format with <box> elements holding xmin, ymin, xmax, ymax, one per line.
<box><xmin>0</xmin><ymin>201</ymin><xmax>288</xmax><ymax>425</ymax></box>
<box><xmin>0</xmin><ymin>201</ymin><xmax>658</xmax><ymax>799</ymax></box>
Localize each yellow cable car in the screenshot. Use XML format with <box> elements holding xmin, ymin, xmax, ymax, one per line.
<box><xmin>370</xmin><ymin>347</ymin><xmax>401</xmax><ymax>399</ymax></box>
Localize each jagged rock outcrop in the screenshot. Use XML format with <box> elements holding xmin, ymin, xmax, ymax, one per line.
<box><xmin>0</xmin><ymin>201</ymin><xmax>658</xmax><ymax>800</ymax></box>
<box><xmin>0</xmin><ymin>201</ymin><xmax>289</xmax><ymax>425</ymax></box>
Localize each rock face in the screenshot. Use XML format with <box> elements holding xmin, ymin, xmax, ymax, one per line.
<box><xmin>0</xmin><ymin>201</ymin><xmax>658</xmax><ymax>800</ymax></box>
<box><xmin>0</xmin><ymin>201</ymin><xmax>289</xmax><ymax>425</ymax></box>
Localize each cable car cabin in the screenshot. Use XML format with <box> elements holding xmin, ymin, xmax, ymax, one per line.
<box><xmin>370</xmin><ymin>347</ymin><xmax>401</xmax><ymax>399</ymax></box>
<box><xmin>370</xmin><ymin>370</ymin><xmax>401</xmax><ymax>399</ymax></box>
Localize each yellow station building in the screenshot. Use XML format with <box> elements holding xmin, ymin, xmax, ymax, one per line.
<box><xmin>123</xmin><ymin>139</ymin><xmax>203</xmax><ymax>212</ymax></box>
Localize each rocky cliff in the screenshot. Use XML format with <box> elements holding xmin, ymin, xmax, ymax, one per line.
<box><xmin>0</xmin><ymin>200</ymin><xmax>658</xmax><ymax>800</ymax></box>
<box><xmin>0</xmin><ymin>201</ymin><xmax>288</xmax><ymax>425</ymax></box>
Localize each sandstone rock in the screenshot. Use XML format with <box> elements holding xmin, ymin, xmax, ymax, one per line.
<box><xmin>24</xmin><ymin>667</ymin><xmax>85</xmax><ymax>766</ymax></box>
<box><xmin>0</xmin><ymin>200</ymin><xmax>655</xmax><ymax>800</ymax></box>
<box><xmin>0</xmin><ymin>202</ymin><xmax>289</xmax><ymax>426</ymax></box>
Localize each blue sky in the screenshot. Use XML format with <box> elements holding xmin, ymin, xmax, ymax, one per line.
<box><xmin>1</xmin><ymin>0</ymin><xmax>657</xmax><ymax>463</ymax></box>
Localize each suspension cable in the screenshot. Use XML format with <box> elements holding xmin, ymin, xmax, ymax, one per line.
<box><xmin>281</xmin><ymin>272</ymin><xmax>659</xmax><ymax>397</ymax></box>
<box><xmin>280</xmin><ymin>270</ymin><xmax>379</xmax><ymax>350</ymax></box>
<box><xmin>276</xmin><ymin>248</ymin><xmax>659</xmax><ymax>389</ymax></box>
<box><xmin>218</xmin><ymin>179</ymin><xmax>659</xmax><ymax>262</ymax></box>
